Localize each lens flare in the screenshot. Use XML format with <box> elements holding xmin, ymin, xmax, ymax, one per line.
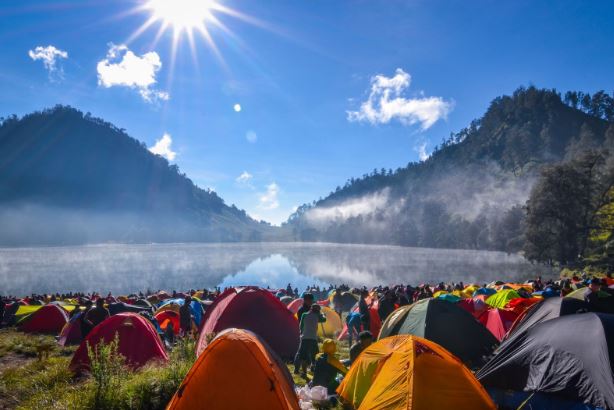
<box><xmin>147</xmin><ymin>0</ymin><xmax>216</xmax><ymax>31</ymax></box>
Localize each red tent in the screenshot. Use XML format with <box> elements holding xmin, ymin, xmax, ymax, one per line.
<box><xmin>197</xmin><ymin>287</ymin><xmax>299</xmax><ymax>359</ymax></box>
<box><xmin>505</xmin><ymin>297</ymin><xmax>541</xmax><ymax>315</ymax></box>
<box><xmin>70</xmin><ymin>313</ymin><xmax>168</xmax><ymax>372</ymax></box>
<box><xmin>58</xmin><ymin>315</ymin><xmax>83</xmax><ymax>346</ymax></box>
<box><xmin>458</xmin><ymin>298</ymin><xmax>489</xmax><ymax>318</ymax></box>
<box><xmin>155</xmin><ymin>310</ymin><xmax>180</xmax><ymax>332</ymax></box>
<box><xmin>21</xmin><ymin>304</ymin><xmax>68</xmax><ymax>334</ymax></box>
<box><xmin>478</xmin><ymin>308</ymin><xmax>519</xmax><ymax>341</ymax></box>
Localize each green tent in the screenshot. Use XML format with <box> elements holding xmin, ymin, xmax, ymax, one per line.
<box><xmin>378</xmin><ymin>298</ymin><xmax>498</xmax><ymax>368</ymax></box>
<box><xmin>486</xmin><ymin>289</ymin><xmax>521</xmax><ymax>309</ymax></box>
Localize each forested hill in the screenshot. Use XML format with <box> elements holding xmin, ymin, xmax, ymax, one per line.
<box><xmin>0</xmin><ymin>106</ymin><xmax>270</xmax><ymax>245</ymax></box>
<box><xmin>284</xmin><ymin>87</ymin><xmax>614</xmax><ymax>253</ymax></box>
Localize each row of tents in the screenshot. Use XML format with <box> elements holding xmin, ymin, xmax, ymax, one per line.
<box><xmin>6</xmin><ymin>282</ymin><xmax>614</xmax><ymax>409</ymax></box>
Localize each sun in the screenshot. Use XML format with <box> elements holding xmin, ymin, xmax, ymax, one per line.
<box><xmin>146</xmin><ymin>0</ymin><xmax>217</xmax><ymax>31</ymax></box>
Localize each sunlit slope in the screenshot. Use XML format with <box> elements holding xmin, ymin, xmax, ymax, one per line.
<box><xmin>0</xmin><ymin>105</ymin><xmax>270</xmax><ymax>245</ymax></box>
<box><xmin>285</xmin><ymin>87</ymin><xmax>613</xmax><ymax>251</ymax></box>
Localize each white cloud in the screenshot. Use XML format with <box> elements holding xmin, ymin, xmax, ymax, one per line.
<box><xmin>97</xmin><ymin>43</ymin><xmax>169</xmax><ymax>103</ymax></box>
<box><xmin>259</xmin><ymin>183</ymin><xmax>280</xmax><ymax>210</ymax></box>
<box><xmin>347</xmin><ymin>68</ymin><xmax>453</xmax><ymax>130</ymax></box>
<box><xmin>415</xmin><ymin>142</ymin><xmax>430</xmax><ymax>161</ymax></box>
<box><xmin>236</xmin><ymin>171</ymin><xmax>253</xmax><ymax>183</ymax></box>
<box><xmin>28</xmin><ymin>45</ymin><xmax>68</xmax><ymax>80</ymax></box>
<box><xmin>246</xmin><ymin>130</ymin><xmax>257</xmax><ymax>143</ymax></box>
<box><xmin>149</xmin><ymin>133</ymin><xmax>176</xmax><ymax>161</ymax></box>
<box><xmin>233</xmin><ymin>103</ymin><xmax>242</xmax><ymax>112</ymax></box>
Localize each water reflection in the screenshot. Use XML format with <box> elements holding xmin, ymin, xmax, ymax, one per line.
<box><xmin>0</xmin><ymin>243</ymin><xmax>555</xmax><ymax>295</ymax></box>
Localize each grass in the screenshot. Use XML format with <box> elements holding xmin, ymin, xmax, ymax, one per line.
<box><xmin>0</xmin><ymin>327</ymin><xmax>348</xmax><ymax>410</ymax></box>
<box><xmin>0</xmin><ymin>329</ymin><xmax>196</xmax><ymax>410</ymax></box>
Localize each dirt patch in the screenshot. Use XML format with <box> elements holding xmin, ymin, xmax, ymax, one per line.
<box><xmin>0</xmin><ymin>353</ymin><xmax>34</xmax><ymax>374</ymax></box>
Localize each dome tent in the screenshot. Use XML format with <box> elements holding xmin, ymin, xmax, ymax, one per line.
<box><xmin>378</xmin><ymin>298</ymin><xmax>497</xmax><ymax>368</ymax></box>
<box><xmin>70</xmin><ymin>313</ymin><xmax>168</xmax><ymax>372</ymax></box>
<box><xmin>197</xmin><ymin>287</ymin><xmax>299</xmax><ymax>359</ymax></box>
<box><xmin>507</xmin><ymin>296</ymin><xmax>589</xmax><ymax>340</ymax></box>
<box><xmin>316</xmin><ymin>306</ymin><xmax>343</xmax><ymax>338</ymax></box>
<box><xmin>337</xmin><ymin>335</ymin><xmax>495</xmax><ymax>410</ymax></box>
<box><xmin>168</xmin><ymin>329</ymin><xmax>299</xmax><ymax>410</ymax></box>
<box><xmin>58</xmin><ymin>312</ymin><xmax>84</xmax><ymax>346</ymax></box>
<box><xmin>477</xmin><ymin>313</ymin><xmax>614</xmax><ymax>409</ymax></box>
<box><xmin>20</xmin><ymin>304</ymin><xmax>68</xmax><ymax>334</ymax></box>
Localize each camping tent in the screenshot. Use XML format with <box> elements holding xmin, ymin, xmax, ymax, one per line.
<box><xmin>156</xmin><ymin>298</ymin><xmax>203</xmax><ymax>326</ymax></box>
<box><xmin>287</xmin><ymin>298</ymin><xmax>303</xmax><ymax>314</ymax></box>
<box><xmin>457</xmin><ymin>297</ymin><xmax>488</xmax><ymax>318</ymax></box>
<box><xmin>70</xmin><ymin>313</ymin><xmax>168</xmax><ymax>372</ymax></box>
<box><xmin>168</xmin><ymin>329</ymin><xmax>299</xmax><ymax>410</ymax></box>
<box><xmin>507</xmin><ymin>297</ymin><xmax>588</xmax><ymax>340</ymax></box>
<box><xmin>155</xmin><ymin>310</ymin><xmax>180</xmax><ymax>332</ymax></box>
<box><xmin>378</xmin><ymin>298</ymin><xmax>497</xmax><ymax>368</ymax></box>
<box><xmin>20</xmin><ymin>304</ymin><xmax>68</xmax><ymax>334</ymax></box>
<box><xmin>485</xmin><ymin>289</ymin><xmax>521</xmax><ymax>309</ymax></box>
<box><xmin>477</xmin><ymin>313</ymin><xmax>614</xmax><ymax>409</ymax></box>
<box><xmin>316</xmin><ymin>306</ymin><xmax>343</xmax><ymax>338</ymax></box>
<box><xmin>338</xmin><ymin>295</ymin><xmax>381</xmax><ymax>340</ymax></box>
<box><xmin>337</xmin><ymin>335</ymin><xmax>495</xmax><ymax>410</ymax></box>
<box><xmin>58</xmin><ymin>313</ymin><xmax>83</xmax><ymax>346</ymax></box>
<box><xmin>197</xmin><ymin>287</ymin><xmax>299</xmax><ymax>359</ymax></box>
<box><xmin>477</xmin><ymin>308</ymin><xmax>518</xmax><ymax>342</ymax></box>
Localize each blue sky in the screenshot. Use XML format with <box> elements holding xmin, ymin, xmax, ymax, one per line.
<box><xmin>1</xmin><ymin>0</ymin><xmax>613</xmax><ymax>224</ymax></box>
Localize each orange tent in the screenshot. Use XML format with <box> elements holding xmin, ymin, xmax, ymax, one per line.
<box><xmin>337</xmin><ymin>335</ymin><xmax>495</xmax><ymax>410</ymax></box>
<box><xmin>167</xmin><ymin>328</ymin><xmax>299</xmax><ymax>410</ymax></box>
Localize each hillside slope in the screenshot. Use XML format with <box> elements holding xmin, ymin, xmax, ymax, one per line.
<box><xmin>284</xmin><ymin>87</ymin><xmax>614</xmax><ymax>251</ymax></box>
<box><xmin>0</xmin><ymin>106</ymin><xmax>269</xmax><ymax>245</ymax></box>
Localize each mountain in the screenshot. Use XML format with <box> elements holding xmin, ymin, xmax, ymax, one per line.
<box><xmin>283</xmin><ymin>87</ymin><xmax>614</xmax><ymax>252</ymax></box>
<box><xmin>0</xmin><ymin>106</ymin><xmax>270</xmax><ymax>245</ymax></box>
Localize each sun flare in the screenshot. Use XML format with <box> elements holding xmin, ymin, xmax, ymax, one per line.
<box><xmin>147</xmin><ymin>0</ymin><xmax>217</xmax><ymax>31</ymax></box>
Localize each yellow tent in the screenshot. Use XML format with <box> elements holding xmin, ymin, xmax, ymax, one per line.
<box><xmin>485</xmin><ymin>289</ymin><xmax>520</xmax><ymax>309</ymax></box>
<box><xmin>318</xmin><ymin>306</ymin><xmax>343</xmax><ymax>338</ymax></box>
<box><xmin>337</xmin><ymin>335</ymin><xmax>495</xmax><ymax>410</ymax></box>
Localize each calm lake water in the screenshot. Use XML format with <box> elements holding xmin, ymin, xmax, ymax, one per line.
<box><xmin>0</xmin><ymin>242</ymin><xmax>555</xmax><ymax>296</ymax></box>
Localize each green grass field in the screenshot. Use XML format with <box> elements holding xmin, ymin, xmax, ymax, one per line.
<box><xmin>0</xmin><ymin>328</ymin><xmax>350</xmax><ymax>409</ymax></box>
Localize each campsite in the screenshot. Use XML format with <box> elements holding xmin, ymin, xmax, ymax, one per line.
<box><xmin>1</xmin><ymin>0</ymin><xmax>614</xmax><ymax>409</ymax></box>
<box><xmin>1</xmin><ymin>276</ymin><xmax>614</xmax><ymax>409</ymax></box>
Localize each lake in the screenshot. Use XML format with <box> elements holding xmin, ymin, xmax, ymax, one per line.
<box><xmin>0</xmin><ymin>242</ymin><xmax>555</xmax><ymax>296</ymax></box>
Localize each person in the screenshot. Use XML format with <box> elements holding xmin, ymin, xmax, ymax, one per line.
<box><xmin>84</xmin><ymin>299</ymin><xmax>110</xmax><ymax>332</ymax></box>
<box><xmin>297</xmin><ymin>293</ymin><xmax>314</xmax><ymax>321</ymax></box>
<box><xmin>349</xmin><ymin>331</ymin><xmax>373</xmax><ymax>366</ymax></box>
<box><xmin>378</xmin><ymin>290</ymin><xmax>395</xmax><ymax>321</ymax></box>
<box><xmin>346</xmin><ymin>312</ymin><xmax>362</xmax><ymax>347</ymax></box>
<box><xmin>294</xmin><ymin>304</ymin><xmax>326</xmax><ymax>378</ymax></box>
<box><xmin>359</xmin><ymin>290</ymin><xmax>371</xmax><ymax>332</ymax></box>
<box><xmin>0</xmin><ymin>298</ymin><xmax>5</xmax><ymax>328</ymax></box>
<box><xmin>163</xmin><ymin>320</ymin><xmax>176</xmax><ymax>348</ymax></box>
<box><xmin>312</xmin><ymin>339</ymin><xmax>347</xmax><ymax>394</ymax></box>
<box><xmin>179</xmin><ymin>296</ymin><xmax>194</xmax><ymax>337</ymax></box>
<box><xmin>332</xmin><ymin>290</ymin><xmax>343</xmax><ymax>317</ymax></box>
<box><xmin>79</xmin><ymin>300</ymin><xmax>94</xmax><ymax>338</ymax></box>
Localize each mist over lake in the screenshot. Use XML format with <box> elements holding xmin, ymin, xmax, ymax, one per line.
<box><xmin>0</xmin><ymin>242</ymin><xmax>555</xmax><ymax>296</ymax></box>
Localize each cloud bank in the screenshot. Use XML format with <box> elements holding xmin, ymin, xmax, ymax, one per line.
<box><xmin>347</xmin><ymin>68</ymin><xmax>452</xmax><ymax>130</ymax></box>
<box><xmin>149</xmin><ymin>133</ymin><xmax>176</xmax><ymax>161</ymax></box>
<box><xmin>97</xmin><ymin>44</ymin><xmax>169</xmax><ymax>103</ymax></box>
<box><xmin>28</xmin><ymin>45</ymin><xmax>68</xmax><ymax>80</ymax></box>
